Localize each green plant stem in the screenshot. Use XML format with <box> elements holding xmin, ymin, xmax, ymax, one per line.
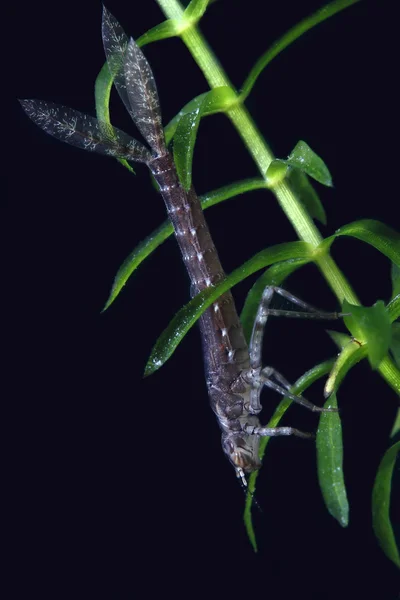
<box><xmin>155</xmin><ymin>0</ymin><xmax>398</xmax><ymax>392</ymax></box>
<box><xmin>156</xmin><ymin>0</ymin><xmax>357</xmax><ymax>301</ymax></box>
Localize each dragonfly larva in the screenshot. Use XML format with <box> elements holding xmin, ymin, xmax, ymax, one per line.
<box><xmin>20</xmin><ymin>7</ymin><xmax>339</xmax><ymax>487</ymax></box>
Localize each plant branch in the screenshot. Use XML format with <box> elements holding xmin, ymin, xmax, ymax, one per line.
<box><xmin>154</xmin><ymin>0</ymin><xmax>398</xmax><ymax>392</ymax></box>
<box><xmin>155</xmin><ymin>0</ymin><xmax>357</xmax><ymax>302</ymax></box>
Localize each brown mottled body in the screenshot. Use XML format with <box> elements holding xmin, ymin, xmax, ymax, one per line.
<box><xmin>150</xmin><ymin>153</ymin><xmax>262</xmax><ymax>477</ymax></box>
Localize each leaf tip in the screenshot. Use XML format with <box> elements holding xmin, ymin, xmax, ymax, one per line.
<box><xmin>101</xmin><ymin>302</ymin><xmax>111</xmax><ymax>314</ymax></box>
<box><xmin>101</xmin><ymin>293</ymin><xmax>115</xmax><ymax>313</ymax></box>
<box><xmin>144</xmin><ymin>357</ymin><xmax>163</xmax><ymax>377</ymax></box>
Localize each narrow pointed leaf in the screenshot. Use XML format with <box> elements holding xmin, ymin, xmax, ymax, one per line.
<box><xmin>174</xmin><ymin>108</ymin><xmax>202</xmax><ymax>190</ymax></box>
<box><xmin>317</xmin><ymin>394</ymin><xmax>349</xmax><ymax>527</ymax></box>
<box><xmin>372</xmin><ymin>441</ymin><xmax>400</xmax><ymax>568</ymax></box>
<box><xmin>392</xmin><ymin>262</ymin><xmax>400</xmax><ymax>299</ymax></box>
<box><xmin>165</xmin><ymin>93</ymin><xmax>207</xmax><ymax>146</ymax></box>
<box><xmin>326</xmin><ymin>329</ymin><xmax>352</xmax><ymax>350</ymax></box>
<box><xmin>145</xmin><ymin>242</ymin><xmax>314</xmax><ymax>374</ymax></box>
<box><xmin>184</xmin><ymin>0</ymin><xmax>212</xmax><ymax>20</ymax></box>
<box><xmin>94</xmin><ymin>61</ymin><xmax>135</xmax><ymax>173</ymax></box>
<box><xmin>165</xmin><ymin>87</ymin><xmax>236</xmax><ymax>145</ymax></box>
<box><xmin>103</xmin><ymin>178</ymin><xmax>267</xmax><ymax>310</ymax></box>
<box><xmin>387</xmin><ymin>294</ymin><xmax>400</xmax><ymax>323</ymax></box>
<box><xmin>240</xmin><ymin>0</ymin><xmax>361</xmax><ymax>100</ymax></box>
<box><xmin>287</xmin><ymin>169</ymin><xmax>327</xmax><ymax>225</ymax></box>
<box><xmin>390</xmin><ymin>409</ymin><xmax>400</xmax><ymax>438</ymax></box>
<box><xmin>343</xmin><ymin>300</ymin><xmax>392</xmax><ymax>369</ymax></box>
<box><xmin>200</xmin><ymin>178</ymin><xmax>268</xmax><ymax>207</ymax></box>
<box><xmin>103</xmin><ymin>221</ymin><xmax>174</xmax><ymax>312</ymax></box>
<box><xmin>324</xmin><ymin>342</ymin><xmax>367</xmax><ymax>397</ymax></box>
<box><xmin>19</xmin><ymin>100</ymin><xmax>150</xmax><ymax>162</ymax></box>
<box><xmin>284</xmin><ymin>140</ymin><xmax>333</xmax><ymax>187</ymax></box>
<box><xmin>244</xmin><ymin>359</ymin><xmax>335</xmax><ymax>550</ymax></box>
<box><xmin>137</xmin><ymin>19</ymin><xmax>181</xmax><ymax>47</ymax></box>
<box><xmin>320</xmin><ymin>220</ymin><xmax>400</xmax><ymax>267</ymax></box>
<box><xmin>241</xmin><ymin>258</ymin><xmax>311</xmax><ymax>343</ymax></box>
<box><xmin>173</xmin><ymin>87</ymin><xmax>237</xmax><ymax>189</ymax></box>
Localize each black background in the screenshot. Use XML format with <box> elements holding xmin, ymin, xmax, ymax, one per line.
<box><xmin>11</xmin><ymin>0</ymin><xmax>399</xmax><ymax>597</ymax></box>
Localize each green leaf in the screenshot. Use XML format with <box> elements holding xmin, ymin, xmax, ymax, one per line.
<box><xmin>391</xmin><ymin>409</ymin><xmax>400</xmax><ymax>438</ymax></box>
<box><xmin>287</xmin><ymin>169</ymin><xmax>327</xmax><ymax>225</ymax></box>
<box><xmin>102</xmin><ymin>178</ymin><xmax>267</xmax><ymax>311</ymax></box>
<box><xmin>372</xmin><ymin>441</ymin><xmax>400</xmax><ymax>569</ymax></box>
<box><xmin>390</xmin><ymin>323</ymin><xmax>400</xmax><ymax>367</ymax></box>
<box><xmin>392</xmin><ymin>262</ymin><xmax>400</xmax><ymax>299</ymax></box>
<box><xmin>94</xmin><ymin>62</ymin><xmax>135</xmax><ymax>174</ymax></box>
<box><xmin>320</xmin><ymin>220</ymin><xmax>400</xmax><ymax>267</ymax></box>
<box><xmin>184</xmin><ymin>0</ymin><xmax>212</xmax><ymax>21</ymax></box>
<box><xmin>284</xmin><ymin>140</ymin><xmax>333</xmax><ymax>187</ymax></box>
<box><xmin>200</xmin><ymin>178</ymin><xmax>268</xmax><ymax>209</ymax></box>
<box><xmin>102</xmin><ymin>222</ymin><xmax>174</xmax><ymax>312</ymax></box>
<box><xmin>145</xmin><ymin>241</ymin><xmax>314</xmax><ymax>374</ymax></box>
<box><xmin>173</xmin><ymin>108</ymin><xmax>202</xmax><ymax>190</ymax></box>
<box><xmin>136</xmin><ymin>19</ymin><xmax>181</xmax><ymax>47</ymax></box>
<box><xmin>241</xmin><ymin>258</ymin><xmax>311</xmax><ymax>343</ymax></box>
<box><xmin>240</xmin><ymin>0</ymin><xmax>362</xmax><ymax>100</ymax></box>
<box><xmin>316</xmin><ymin>394</ymin><xmax>349</xmax><ymax>527</ymax></box>
<box><xmin>324</xmin><ymin>343</ymin><xmax>367</xmax><ymax>397</ymax></box>
<box><xmin>343</xmin><ymin>300</ymin><xmax>392</xmax><ymax>369</ymax></box>
<box><xmin>326</xmin><ymin>329</ymin><xmax>352</xmax><ymax>350</ymax></box>
<box><xmin>244</xmin><ymin>359</ymin><xmax>335</xmax><ymax>551</ymax></box>
<box><xmin>164</xmin><ymin>87</ymin><xmax>236</xmax><ymax>146</ymax></box>
<box><xmin>387</xmin><ymin>294</ymin><xmax>400</xmax><ymax>324</ymax></box>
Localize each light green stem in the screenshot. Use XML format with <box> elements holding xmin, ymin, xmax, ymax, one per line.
<box><xmin>155</xmin><ymin>0</ymin><xmax>398</xmax><ymax>393</ymax></box>
<box><xmin>156</xmin><ymin>0</ymin><xmax>357</xmax><ymax>302</ymax></box>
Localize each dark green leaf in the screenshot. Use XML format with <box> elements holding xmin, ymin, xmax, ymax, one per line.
<box><xmin>392</xmin><ymin>263</ymin><xmax>400</xmax><ymax>299</ymax></box>
<box><xmin>288</xmin><ymin>169</ymin><xmax>327</xmax><ymax>225</ymax></box>
<box><xmin>241</xmin><ymin>258</ymin><xmax>311</xmax><ymax>343</ymax></box>
<box><xmin>240</xmin><ymin>0</ymin><xmax>361</xmax><ymax>100</ymax></box>
<box><xmin>244</xmin><ymin>359</ymin><xmax>335</xmax><ymax>551</ymax></box>
<box><xmin>284</xmin><ymin>140</ymin><xmax>333</xmax><ymax>187</ymax></box>
<box><xmin>102</xmin><ymin>178</ymin><xmax>268</xmax><ymax>310</ymax></box>
<box><xmin>94</xmin><ymin>62</ymin><xmax>135</xmax><ymax>174</ymax></box>
<box><xmin>320</xmin><ymin>220</ymin><xmax>400</xmax><ymax>267</ymax></box>
<box><xmin>317</xmin><ymin>394</ymin><xmax>349</xmax><ymax>527</ymax></box>
<box><xmin>343</xmin><ymin>300</ymin><xmax>392</xmax><ymax>369</ymax></box>
<box><xmin>372</xmin><ymin>441</ymin><xmax>400</xmax><ymax>568</ymax></box>
<box><xmin>145</xmin><ymin>242</ymin><xmax>314</xmax><ymax>374</ymax></box>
